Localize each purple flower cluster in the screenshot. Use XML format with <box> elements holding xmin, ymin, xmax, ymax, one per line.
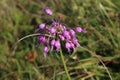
<box><xmin>37</xmin><ymin>8</ymin><xmax>85</xmax><ymax>58</ymax></box>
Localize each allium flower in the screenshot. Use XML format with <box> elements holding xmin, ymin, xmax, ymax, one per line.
<box><xmin>36</xmin><ymin>7</ymin><xmax>85</xmax><ymax>58</ymax></box>
<box><xmin>45</xmin><ymin>8</ymin><xmax>52</xmax><ymax>16</ymax></box>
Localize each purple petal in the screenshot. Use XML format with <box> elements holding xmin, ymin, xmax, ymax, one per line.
<box><xmin>70</xmin><ymin>42</ymin><xmax>76</xmax><ymax>51</ymax></box>
<box><xmin>62</xmin><ymin>30</ymin><xmax>69</xmax><ymax>36</ymax></box>
<box><xmin>38</xmin><ymin>36</ymin><xmax>46</xmax><ymax>44</ymax></box>
<box><xmin>65</xmin><ymin>42</ymin><xmax>71</xmax><ymax>52</ymax></box>
<box><xmin>62</xmin><ymin>30</ymin><xmax>71</xmax><ymax>40</ymax></box>
<box><xmin>55</xmin><ymin>40</ymin><xmax>60</xmax><ymax>51</ymax></box>
<box><xmin>45</xmin><ymin>8</ymin><xmax>52</xmax><ymax>16</ymax></box>
<box><xmin>59</xmin><ymin>35</ymin><xmax>65</xmax><ymax>41</ymax></box>
<box><xmin>72</xmin><ymin>37</ymin><xmax>80</xmax><ymax>47</ymax></box>
<box><xmin>76</xmin><ymin>27</ymin><xmax>84</xmax><ymax>32</ymax></box>
<box><xmin>51</xmin><ymin>39</ymin><xmax>56</xmax><ymax>46</ymax></box>
<box><xmin>70</xmin><ymin>42</ymin><xmax>74</xmax><ymax>48</ymax></box>
<box><xmin>66</xmin><ymin>35</ymin><xmax>71</xmax><ymax>40</ymax></box>
<box><xmin>44</xmin><ymin>46</ymin><xmax>49</xmax><ymax>58</ymax></box>
<box><xmin>39</xmin><ymin>23</ymin><xmax>45</xmax><ymax>29</ymax></box>
<box><xmin>69</xmin><ymin>29</ymin><xmax>75</xmax><ymax>37</ymax></box>
<box><xmin>50</xmin><ymin>28</ymin><xmax>56</xmax><ymax>34</ymax></box>
<box><xmin>61</xmin><ymin>26</ymin><xmax>66</xmax><ymax>31</ymax></box>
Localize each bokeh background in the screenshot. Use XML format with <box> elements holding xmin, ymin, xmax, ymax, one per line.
<box><xmin>0</xmin><ymin>0</ymin><xmax>120</xmax><ymax>80</ymax></box>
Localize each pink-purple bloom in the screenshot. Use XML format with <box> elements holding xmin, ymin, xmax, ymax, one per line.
<box><xmin>38</xmin><ymin>36</ymin><xmax>46</xmax><ymax>44</ymax></box>
<box><xmin>44</xmin><ymin>46</ymin><xmax>49</xmax><ymax>58</ymax></box>
<box><xmin>76</xmin><ymin>27</ymin><xmax>84</xmax><ymax>32</ymax></box>
<box><xmin>72</xmin><ymin>37</ymin><xmax>80</xmax><ymax>47</ymax></box>
<box><xmin>65</xmin><ymin>42</ymin><xmax>71</xmax><ymax>52</ymax></box>
<box><xmin>62</xmin><ymin>30</ymin><xmax>71</xmax><ymax>40</ymax></box>
<box><xmin>39</xmin><ymin>23</ymin><xmax>45</xmax><ymax>29</ymax></box>
<box><xmin>69</xmin><ymin>29</ymin><xmax>75</xmax><ymax>37</ymax></box>
<box><xmin>51</xmin><ymin>39</ymin><xmax>55</xmax><ymax>46</ymax></box>
<box><xmin>45</xmin><ymin>8</ymin><xmax>52</xmax><ymax>16</ymax></box>
<box><xmin>50</xmin><ymin>28</ymin><xmax>56</xmax><ymax>34</ymax></box>
<box><xmin>36</xmin><ymin>8</ymin><xmax>85</xmax><ymax>58</ymax></box>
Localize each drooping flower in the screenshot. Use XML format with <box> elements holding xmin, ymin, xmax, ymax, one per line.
<box><xmin>62</xmin><ymin>30</ymin><xmax>71</xmax><ymax>40</ymax></box>
<box><xmin>72</xmin><ymin>37</ymin><xmax>80</xmax><ymax>47</ymax></box>
<box><xmin>50</xmin><ymin>28</ymin><xmax>56</xmax><ymax>34</ymax></box>
<box><xmin>45</xmin><ymin>8</ymin><xmax>52</xmax><ymax>16</ymax></box>
<box><xmin>70</xmin><ymin>42</ymin><xmax>76</xmax><ymax>51</ymax></box>
<box><xmin>65</xmin><ymin>42</ymin><xmax>71</xmax><ymax>52</ymax></box>
<box><xmin>51</xmin><ymin>39</ymin><xmax>55</xmax><ymax>46</ymax></box>
<box><xmin>55</xmin><ymin>40</ymin><xmax>60</xmax><ymax>51</ymax></box>
<box><xmin>44</xmin><ymin>46</ymin><xmax>49</xmax><ymax>58</ymax></box>
<box><xmin>62</xmin><ymin>30</ymin><xmax>69</xmax><ymax>37</ymax></box>
<box><xmin>69</xmin><ymin>29</ymin><xmax>75</xmax><ymax>37</ymax></box>
<box><xmin>65</xmin><ymin>42</ymin><xmax>76</xmax><ymax>52</ymax></box>
<box><xmin>38</xmin><ymin>36</ymin><xmax>46</xmax><ymax>44</ymax></box>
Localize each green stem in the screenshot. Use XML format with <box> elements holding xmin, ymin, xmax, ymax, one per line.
<box><xmin>60</xmin><ymin>48</ymin><xmax>71</xmax><ymax>80</ymax></box>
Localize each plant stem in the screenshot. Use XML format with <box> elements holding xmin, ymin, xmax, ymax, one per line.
<box><xmin>60</xmin><ymin>48</ymin><xmax>71</xmax><ymax>80</ymax></box>
<box><xmin>12</xmin><ymin>33</ymin><xmax>53</xmax><ymax>56</ymax></box>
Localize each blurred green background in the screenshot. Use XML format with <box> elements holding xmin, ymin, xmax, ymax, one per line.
<box><xmin>0</xmin><ymin>0</ymin><xmax>120</xmax><ymax>80</ymax></box>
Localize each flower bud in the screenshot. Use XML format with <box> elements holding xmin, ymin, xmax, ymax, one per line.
<box><xmin>55</xmin><ymin>40</ymin><xmax>60</xmax><ymax>51</ymax></box>
<box><xmin>39</xmin><ymin>23</ymin><xmax>45</xmax><ymax>29</ymax></box>
<box><xmin>51</xmin><ymin>39</ymin><xmax>56</xmax><ymax>46</ymax></box>
<box><xmin>44</xmin><ymin>46</ymin><xmax>49</xmax><ymax>58</ymax></box>
<box><xmin>62</xmin><ymin>30</ymin><xmax>71</xmax><ymax>39</ymax></box>
<box><xmin>69</xmin><ymin>29</ymin><xmax>75</xmax><ymax>37</ymax></box>
<box><xmin>50</xmin><ymin>28</ymin><xmax>56</xmax><ymax>34</ymax></box>
<box><xmin>72</xmin><ymin>37</ymin><xmax>80</xmax><ymax>47</ymax></box>
<box><xmin>45</xmin><ymin>8</ymin><xmax>52</xmax><ymax>16</ymax></box>
<box><xmin>76</xmin><ymin>27</ymin><xmax>84</xmax><ymax>32</ymax></box>
<box><xmin>38</xmin><ymin>36</ymin><xmax>46</xmax><ymax>44</ymax></box>
<box><xmin>65</xmin><ymin>42</ymin><xmax>71</xmax><ymax>52</ymax></box>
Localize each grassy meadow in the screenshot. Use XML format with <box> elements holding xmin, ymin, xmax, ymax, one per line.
<box><xmin>0</xmin><ymin>0</ymin><xmax>120</xmax><ymax>80</ymax></box>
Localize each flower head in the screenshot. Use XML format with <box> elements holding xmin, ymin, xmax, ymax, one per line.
<box><xmin>36</xmin><ymin>8</ymin><xmax>85</xmax><ymax>57</ymax></box>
